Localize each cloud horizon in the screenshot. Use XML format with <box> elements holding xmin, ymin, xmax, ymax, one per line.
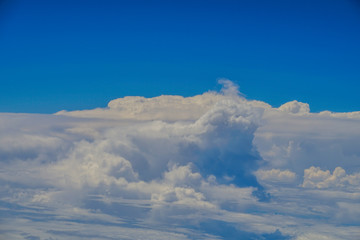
<box><xmin>1</xmin><ymin>80</ymin><xmax>359</xmax><ymax>240</ymax></box>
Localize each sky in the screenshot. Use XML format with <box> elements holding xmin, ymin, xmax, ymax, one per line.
<box><xmin>0</xmin><ymin>0</ymin><xmax>360</xmax><ymax>113</ymax></box>
<box><xmin>1</xmin><ymin>1</ymin><xmax>360</xmax><ymax>240</ymax></box>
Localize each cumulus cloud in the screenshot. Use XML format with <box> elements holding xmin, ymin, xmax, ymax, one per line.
<box><xmin>256</xmin><ymin>169</ymin><xmax>296</xmax><ymax>184</ymax></box>
<box><xmin>278</xmin><ymin>100</ymin><xmax>310</xmax><ymax>114</ymax></box>
<box><xmin>254</xmin><ymin>107</ymin><xmax>360</xmax><ymax>173</ymax></box>
<box><xmin>1</xmin><ymin>80</ymin><xmax>360</xmax><ymax>240</ymax></box>
<box><xmin>56</xmin><ymin>92</ymin><xmax>224</xmax><ymax>121</ymax></box>
<box><xmin>302</xmin><ymin>166</ymin><xmax>360</xmax><ymax>189</ymax></box>
<box><xmin>318</xmin><ymin>110</ymin><xmax>360</xmax><ymax>119</ymax></box>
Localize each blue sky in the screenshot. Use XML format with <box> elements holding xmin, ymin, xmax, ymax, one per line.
<box><xmin>1</xmin><ymin>0</ymin><xmax>360</xmax><ymax>113</ymax></box>
<box><xmin>1</xmin><ymin>2</ymin><xmax>360</xmax><ymax>238</ymax></box>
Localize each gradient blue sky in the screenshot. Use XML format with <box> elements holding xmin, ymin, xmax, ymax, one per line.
<box><xmin>1</xmin><ymin>0</ymin><xmax>359</xmax><ymax>113</ymax></box>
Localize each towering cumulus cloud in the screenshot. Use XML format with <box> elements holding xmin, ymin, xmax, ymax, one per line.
<box><xmin>0</xmin><ymin>80</ymin><xmax>359</xmax><ymax>239</ymax></box>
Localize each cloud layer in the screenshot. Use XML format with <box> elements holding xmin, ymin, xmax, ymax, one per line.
<box><xmin>1</xmin><ymin>80</ymin><xmax>359</xmax><ymax>239</ymax></box>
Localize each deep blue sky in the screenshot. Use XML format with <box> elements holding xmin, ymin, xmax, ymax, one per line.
<box><xmin>1</xmin><ymin>0</ymin><xmax>359</xmax><ymax>113</ymax></box>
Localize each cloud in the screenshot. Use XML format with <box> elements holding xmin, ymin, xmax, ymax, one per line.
<box><xmin>255</xmin><ymin>169</ymin><xmax>296</xmax><ymax>184</ymax></box>
<box><xmin>302</xmin><ymin>166</ymin><xmax>360</xmax><ymax>189</ymax></box>
<box><xmin>218</xmin><ymin>79</ymin><xmax>241</xmax><ymax>96</ymax></box>
<box><xmin>254</xmin><ymin>107</ymin><xmax>360</xmax><ymax>173</ymax></box>
<box><xmin>278</xmin><ymin>100</ymin><xmax>310</xmax><ymax>114</ymax></box>
<box><xmin>1</xmin><ymin>80</ymin><xmax>360</xmax><ymax>239</ymax></box>
<box><xmin>319</xmin><ymin>110</ymin><xmax>360</xmax><ymax>119</ymax></box>
<box><xmin>56</xmin><ymin>92</ymin><xmax>224</xmax><ymax>121</ymax></box>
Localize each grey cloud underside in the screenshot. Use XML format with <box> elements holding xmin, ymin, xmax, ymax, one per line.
<box><xmin>1</xmin><ymin>81</ymin><xmax>360</xmax><ymax>239</ymax></box>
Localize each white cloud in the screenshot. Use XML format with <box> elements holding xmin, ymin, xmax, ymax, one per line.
<box><xmin>255</xmin><ymin>168</ymin><xmax>296</xmax><ymax>184</ymax></box>
<box><xmin>1</xmin><ymin>80</ymin><xmax>360</xmax><ymax>239</ymax></box>
<box><xmin>56</xmin><ymin>92</ymin><xmax>224</xmax><ymax>121</ymax></box>
<box><xmin>278</xmin><ymin>100</ymin><xmax>310</xmax><ymax>114</ymax></box>
<box><xmin>254</xmin><ymin>108</ymin><xmax>360</xmax><ymax>173</ymax></box>
<box><xmin>302</xmin><ymin>166</ymin><xmax>360</xmax><ymax>189</ymax></box>
<box><xmin>319</xmin><ymin>110</ymin><xmax>360</xmax><ymax>119</ymax></box>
